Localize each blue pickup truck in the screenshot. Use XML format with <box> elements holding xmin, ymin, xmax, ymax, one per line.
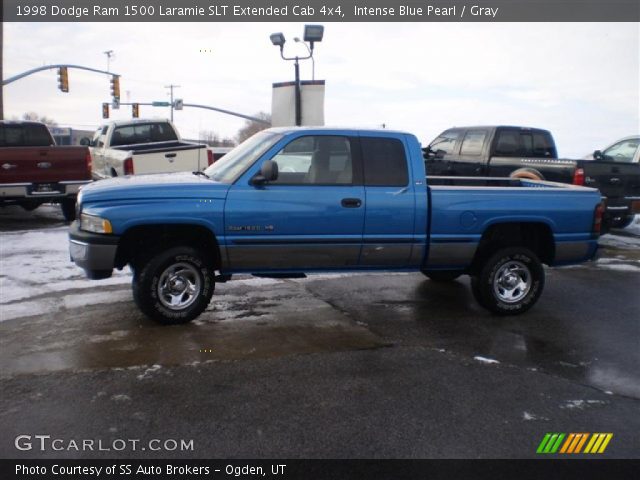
<box><xmin>69</xmin><ymin>128</ymin><xmax>604</xmax><ymax>324</ymax></box>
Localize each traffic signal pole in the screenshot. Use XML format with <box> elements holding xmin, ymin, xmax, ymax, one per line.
<box><xmin>2</xmin><ymin>64</ymin><xmax>120</xmax><ymax>86</ymax></box>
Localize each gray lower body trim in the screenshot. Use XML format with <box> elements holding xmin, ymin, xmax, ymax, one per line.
<box><xmin>227</xmin><ymin>245</ymin><xmax>361</xmax><ymax>270</ymax></box>
<box><xmin>360</xmin><ymin>244</ymin><xmax>413</xmax><ymax>266</ymax></box>
<box><xmin>425</xmin><ymin>242</ymin><xmax>477</xmax><ymax>268</ymax></box>
<box><xmin>69</xmin><ymin>239</ymin><xmax>118</xmax><ymax>273</ymax></box>
<box><xmin>554</xmin><ymin>241</ymin><xmax>590</xmax><ymax>263</ymax></box>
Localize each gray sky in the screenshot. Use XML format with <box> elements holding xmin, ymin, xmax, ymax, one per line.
<box><xmin>4</xmin><ymin>21</ymin><xmax>639</xmax><ymax>156</ymax></box>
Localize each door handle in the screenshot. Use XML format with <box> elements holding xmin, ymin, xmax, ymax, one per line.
<box><xmin>2</xmin><ymin>163</ymin><xmax>17</xmax><ymax>170</ymax></box>
<box><xmin>341</xmin><ymin>198</ymin><xmax>362</xmax><ymax>208</ymax></box>
<box><xmin>165</xmin><ymin>153</ymin><xmax>177</xmax><ymax>158</ymax></box>
<box><xmin>609</xmin><ymin>177</ymin><xmax>621</xmax><ymax>185</ymax></box>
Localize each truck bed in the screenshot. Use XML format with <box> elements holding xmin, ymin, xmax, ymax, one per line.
<box><xmin>425</xmin><ymin>176</ymin><xmax>600</xmax><ymax>269</ymax></box>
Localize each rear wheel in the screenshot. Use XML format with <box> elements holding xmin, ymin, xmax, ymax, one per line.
<box><xmin>421</xmin><ymin>270</ymin><xmax>462</xmax><ymax>282</ymax></box>
<box><xmin>472</xmin><ymin>247</ymin><xmax>544</xmax><ymax>315</ymax></box>
<box><xmin>132</xmin><ymin>246</ymin><xmax>215</xmax><ymax>324</ymax></box>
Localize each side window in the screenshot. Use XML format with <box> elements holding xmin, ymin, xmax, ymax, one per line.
<box><xmin>0</xmin><ymin>125</ymin><xmax>26</xmax><ymax>146</ymax></box>
<box><xmin>494</xmin><ymin>130</ymin><xmax>520</xmax><ymax>156</ymax></box>
<box><xmin>429</xmin><ymin>130</ymin><xmax>460</xmax><ymax>154</ymax></box>
<box><xmin>271</xmin><ymin>136</ymin><xmax>354</xmax><ymax>185</ymax></box>
<box><xmin>362</xmin><ymin>137</ymin><xmax>408</xmax><ymax>187</ymax></box>
<box><xmin>460</xmin><ymin>131</ymin><xmax>487</xmax><ymax>156</ymax></box>
<box><xmin>26</xmin><ymin>125</ymin><xmax>53</xmax><ymax>146</ymax></box>
<box><xmin>603</xmin><ymin>140</ymin><xmax>639</xmax><ymax>163</ymax></box>
<box><xmin>532</xmin><ymin>132</ymin><xmax>555</xmax><ymax>158</ymax></box>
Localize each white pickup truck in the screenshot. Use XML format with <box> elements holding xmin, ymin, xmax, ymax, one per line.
<box><xmin>89</xmin><ymin>119</ymin><xmax>211</xmax><ymax>179</ymax></box>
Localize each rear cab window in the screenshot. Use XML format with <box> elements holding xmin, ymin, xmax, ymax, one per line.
<box><xmin>361</xmin><ymin>137</ymin><xmax>408</xmax><ymax>186</ymax></box>
<box><xmin>494</xmin><ymin>128</ymin><xmax>556</xmax><ymax>158</ymax></box>
<box><xmin>111</xmin><ymin>122</ymin><xmax>178</xmax><ymax>146</ymax></box>
<box><xmin>0</xmin><ymin>123</ymin><xmax>53</xmax><ymax>147</ymax></box>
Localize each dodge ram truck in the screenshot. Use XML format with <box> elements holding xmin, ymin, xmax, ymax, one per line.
<box><xmin>424</xmin><ymin>126</ymin><xmax>640</xmax><ymax>229</ymax></box>
<box><xmin>1</xmin><ymin>121</ymin><xmax>92</xmax><ymax>221</ymax></box>
<box><xmin>70</xmin><ymin>128</ymin><xmax>603</xmax><ymax>324</ymax></box>
<box><xmin>90</xmin><ymin>119</ymin><xmax>210</xmax><ymax>179</ymax></box>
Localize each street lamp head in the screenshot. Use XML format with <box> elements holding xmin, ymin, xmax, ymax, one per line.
<box><xmin>270</xmin><ymin>32</ymin><xmax>286</xmax><ymax>48</ymax></box>
<box><xmin>303</xmin><ymin>25</ymin><xmax>324</xmax><ymax>43</ymax></box>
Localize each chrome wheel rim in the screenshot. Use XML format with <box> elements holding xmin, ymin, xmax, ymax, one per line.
<box><xmin>493</xmin><ymin>260</ymin><xmax>531</xmax><ymax>303</ymax></box>
<box><xmin>157</xmin><ymin>262</ymin><xmax>201</xmax><ymax>310</ymax></box>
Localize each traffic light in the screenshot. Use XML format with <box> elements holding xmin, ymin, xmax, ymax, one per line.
<box><xmin>110</xmin><ymin>75</ymin><xmax>120</xmax><ymax>99</ymax></box>
<box><xmin>102</xmin><ymin>103</ymin><xmax>109</xmax><ymax>119</ymax></box>
<box><xmin>57</xmin><ymin>67</ymin><xmax>69</xmax><ymax>92</ymax></box>
<box><xmin>132</xmin><ymin>103</ymin><xmax>139</xmax><ymax>118</ymax></box>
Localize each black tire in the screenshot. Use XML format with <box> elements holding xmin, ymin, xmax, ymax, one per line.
<box><xmin>470</xmin><ymin>275</ymin><xmax>490</xmax><ymax>310</ymax></box>
<box><xmin>473</xmin><ymin>247</ymin><xmax>544</xmax><ymax>315</ymax></box>
<box><xmin>61</xmin><ymin>198</ymin><xmax>76</xmax><ymax>222</ymax></box>
<box><xmin>132</xmin><ymin>246</ymin><xmax>215</xmax><ymax>324</ymax></box>
<box><xmin>612</xmin><ymin>215</ymin><xmax>634</xmax><ymax>230</ymax></box>
<box><xmin>421</xmin><ymin>270</ymin><xmax>462</xmax><ymax>282</ymax></box>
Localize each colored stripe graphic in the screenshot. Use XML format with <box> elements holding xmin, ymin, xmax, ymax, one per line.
<box><xmin>538</xmin><ymin>433</ymin><xmax>613</xmax><ymax>454</ymax></box>
<box><xmin>537</xmin><ymin>433</ymin><xmax>565</xmax><ymax>454</ymax></box>
<box><xmin>585</xmin><ymin>433</ymin><xmax>613</xmax><ymax>454</ymax></box>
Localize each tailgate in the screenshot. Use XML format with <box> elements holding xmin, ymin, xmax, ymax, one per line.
<box><xmin>582</xmin><ymin>161</ymin><xmax>640</xmax><ymax>203</ymax></box>
<box><xmin>130</xmin><ymin>145</ymin><xmax>206</xmax><ymax>174</ymax></box>
<box><xmin>0</xmin><ymin>146</ymin><xmax>90</xmax><ymax>184</ymax></box>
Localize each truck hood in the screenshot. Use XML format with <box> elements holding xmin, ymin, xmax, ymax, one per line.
<box><xmin>79</xmin><ymin>172</ymin><xmax>230</xmax><ymax>203</ymax></box>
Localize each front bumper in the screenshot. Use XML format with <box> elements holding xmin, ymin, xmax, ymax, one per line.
<box><xmin>69</xmin><ymin>221</ymin><xmax>120</xmax><ymax>279</ymax></box>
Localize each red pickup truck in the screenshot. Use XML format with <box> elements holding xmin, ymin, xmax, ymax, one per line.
<box><xmin>0</xmin><ymin>121</ymin><xmax>92</xmax><ymax>221</ymax></box>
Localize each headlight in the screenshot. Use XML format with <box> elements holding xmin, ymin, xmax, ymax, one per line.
<box><xmin>80</xmin><ymin>213</ymin><xmax>113</xmax><ymax>234</ymax></box>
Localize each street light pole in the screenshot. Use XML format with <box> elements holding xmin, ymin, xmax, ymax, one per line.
<box><xmin>270</xmin><ymin>25</ymin><xmax>324</xmax><ymax>127</ymax></box>
<box><xmin>294</xmin><ymin>57</ymin><xmax>301</xmax><ymax>126</ymax></box>
<box><xmin>294</xmin><ymin>38</ymin><xmax>314</xmax><ymax>81</ymax></box>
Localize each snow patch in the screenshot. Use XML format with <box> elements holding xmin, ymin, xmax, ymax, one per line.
<box><xmin>523</xmin><ymin>411</ymin><xmax>549</xmax><ymax>421</ymax></box>
<box><xmin>137</xmin><ymin>364</ymin><xmax>162</xmax><ymax>380</ymax></box>
<box><xmin>473</xmin><ymin>356</ymin><xmax>500</xmax><ymax>364</ymax></box>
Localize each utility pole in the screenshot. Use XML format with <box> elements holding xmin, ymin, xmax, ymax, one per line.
<box><xmin>103</xmin><ymin>50</ymin><xmax>114</xmax><ymax>73</ymax></box>
<box><xmin>164</xmin><ymin>84</ymin><xmax>180</xmax><ymax>121</ymax></box>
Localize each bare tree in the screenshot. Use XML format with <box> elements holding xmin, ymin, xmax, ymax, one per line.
<box><xmin>21</xmin><ymin>112</ymin><xmax>57</xmax><ymax>126</ymax></box>
<box><xmin>199</xmin><ymin>130</ymin><xmax>235</xmax><ymax>147</ymax></box>
<box><xmin>235</xmin><ymin>112</ymin><xmax>271</xmax><ymax>143</ymax></box>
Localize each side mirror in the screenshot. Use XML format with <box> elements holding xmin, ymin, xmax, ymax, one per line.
<box><xmin>593</xmin><ymin>150</ymin><xmax>603</xmax><ymax>161</ymax></box>
<box><xmin>252</xmin><ymin>160</ymin><xmax>279</xmax><ymax>185</ymax></box>
<box><xmin>80</xmin><ymin>137</ymin><xmax>91</xmax><ymax>146</ymax></box>
<box><xmin>434</xmin><ymin>149</ymin><xmax>447</xmax><ymax>159</ymax></box>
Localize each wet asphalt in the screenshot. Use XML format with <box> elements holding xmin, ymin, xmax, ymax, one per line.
<box><xmin>0</xmin><ymin>205</ymin><xmax>639</xmax><ymax>459</ymax></box>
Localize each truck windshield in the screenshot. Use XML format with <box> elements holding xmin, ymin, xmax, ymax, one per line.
<box><xmin>204</xmin><ymin>131</ymin><xmax>282</xmax><ymax>183</ymax></box>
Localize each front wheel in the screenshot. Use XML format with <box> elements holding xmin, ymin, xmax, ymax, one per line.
<box><xmin>472</xmin><ymin>247</ymin><xmax>544</xmax><ymax>315</ymax></box>
<box><xmin>132</xmin><ymin>246</ymin><xmax>215</xmax><ymax>324</ymax></box>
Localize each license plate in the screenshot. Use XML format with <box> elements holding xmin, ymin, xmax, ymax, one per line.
<box><xmin>35</xmin><ymin>183</ymin><xmax>54</xmax><ymax>192</ymax></box>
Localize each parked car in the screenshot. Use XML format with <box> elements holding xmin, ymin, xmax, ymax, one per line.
<box><xmin>70</xmin><ymin>127</ymin><xmax>603</xmax><ymax>324</ymax></box>
<box><xmin>206</xmin><ymin>146</ymin><xmax>233</xmax><ymax>164</ymax></box>
<box><xmin>587</xmin><ymin>135</ymin><xmax>640</xmax><ymax>228</ymax></box>
<box><xmin>90</xmin><ymin>119</ymin><xmax>210</xmax><ymax>179</ymax></box>
<box><xmin>424</xmin><ymin>126</ymin><xmax>640</xmax><ymax>229</ymax></box>
<box><xmin>0</xmin><ymin>121</ymin><xmax>92</xmax><ymax>221</ymax></box>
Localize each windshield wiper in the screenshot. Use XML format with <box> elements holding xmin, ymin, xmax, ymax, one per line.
<box><xmin>192</xmin><ymin>171</ymin><xmax>209</xmax><ymax>179</ymax></box>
